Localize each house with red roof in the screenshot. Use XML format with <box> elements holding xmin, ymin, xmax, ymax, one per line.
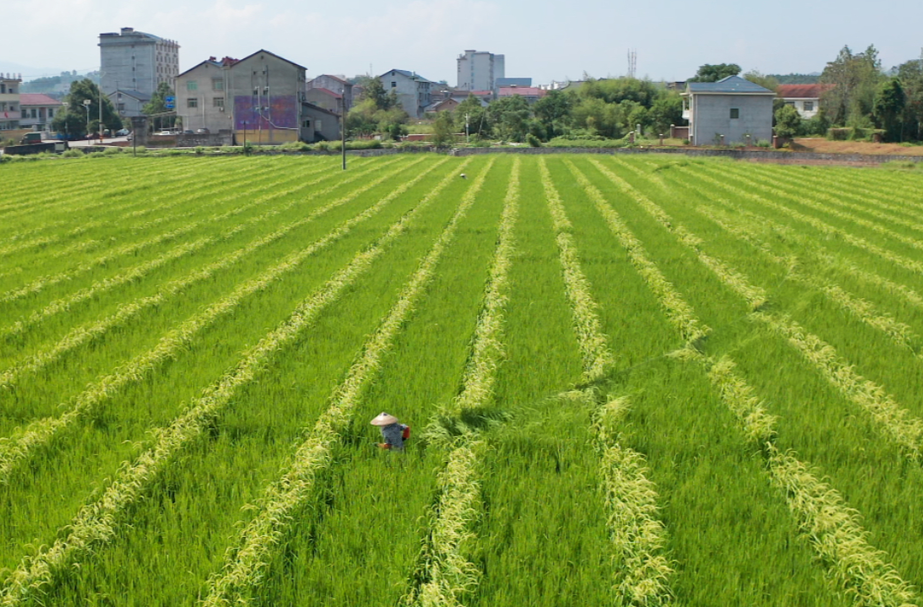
<box><xmin>19</xmin><ymin>93</ymin><xmax>62</xmax><ymax>131</ymax></box>
<box><xmin>777</xmin><ymin>84</ymin><xmax>832</xmax><ymax>119</ymax></box>
<box><xmin>497</xmin><ymin>85</ymin><xmax>546</xmax><ymax>104</ymax></box>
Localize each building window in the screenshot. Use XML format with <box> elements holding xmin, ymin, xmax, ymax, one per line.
<box><xmin>391</xmin><ymin>81</ymin><xmax>397</xmax><ymax>88</ymax></box>
<box><xmin>804</xmin><ymin>101</ymin><xmax>814</xmax><ymax>111</ymax></box>
<box><xmin>213</xmin><ymin>97</ymin><xmax>224</xmax><ymax>108</ymax></box>
<box><xmin>730</xmin><ymin>108</ymin><xmax>740</xmax><ymax>119</ymax></box>
<box><xmin>785</xmin><ymin>101</ymin><xmax>795</xmax><ymax>107</ymax></box>
<box><xmin>316</xmin><ymin>120</ymin><xmax>322</xmax><ymax>131</ymax></box>
<box><xmin>187</xmin><ymin>80</ymin><xmax>198</xmax><ymax>91</ymax></box>
<box><xmin>212</xmin><ymin>79</ymin><xmax>224</xmax><ymax>91</ymax></box>
<box><xmin>48</xmin><ymin>109</ymin><xmax>54</xmax><ymax>118</ymax></box>
<box><xmin>302</xmin><ymin>119</ymin><xmax>311</xmax><ymax>128</ymax></box>
<box><xmin>118</xmin><ymin>103</ymin><xmax>125</xmax><ymax>111</ymax></box>
<box><xmin>187</xmin><ymin>98</ymin><xmax>198</xmax><ymax>108</ymax></box>
<box><xmin>31</xmin><ymin>109</ymin><xmax>37</xmax><ymax>118</ymax></box>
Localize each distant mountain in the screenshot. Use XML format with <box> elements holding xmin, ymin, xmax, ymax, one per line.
<box><xmin>0</xmin><ymin>61</ymin><xmax>70</xmax><ymax>80</ymax></box>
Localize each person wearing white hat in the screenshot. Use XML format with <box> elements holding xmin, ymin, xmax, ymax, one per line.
<box><xmin>371</xmin><ymin>412</ymin><xmax>409</xmax><ymax>450</ymax></box>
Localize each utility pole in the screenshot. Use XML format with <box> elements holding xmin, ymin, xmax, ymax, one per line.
<box><xmin>341</xmin><ymin>96</ymin><xmax>348</xmax><ymax>170</ymax></box>
<box><xmin>98</xmin><ymin>72</ymin><xmax>105</xmax><ymax>142</ymax></box>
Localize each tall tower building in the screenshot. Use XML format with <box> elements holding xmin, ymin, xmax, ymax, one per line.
<box><xmin>456</xmin><ymin>50</ymin><xmax>504</xmax><ymax>91</ymax></box>
<box><xmin>99</xmin><ymin>27</ymin><xmax>180</xmax><ymax>99</ymax></box>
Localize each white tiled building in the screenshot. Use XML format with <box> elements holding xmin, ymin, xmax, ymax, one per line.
<box><xmin>456</xmin><ymin>50</ymin><xmax>504</xmax><ymax>92</ymax></box>
<box><xmin>99</xmin><ymin>27</ymin><xmax>179</xmax><ymax>106</ymax></box>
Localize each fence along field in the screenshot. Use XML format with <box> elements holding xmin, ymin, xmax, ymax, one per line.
<box><xmin>1</xmin><ymin>154</ymin><xmax>923</xmax><ymax>605</ymax></box>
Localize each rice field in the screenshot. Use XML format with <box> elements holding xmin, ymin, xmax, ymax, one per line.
<box><xmin>1</xmin><ymin>152</ymin><xmax>923</xmax><ymax>606</ymax></box>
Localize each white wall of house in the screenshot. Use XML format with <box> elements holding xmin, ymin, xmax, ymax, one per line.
<box><xmin>176</xmin><ymin>61</ymin><xmax>233</xmax><ymax>134</ymax></box>
<box><xmin>380</xmin><ymin>70</ymin><xmax>433</xmax><ymax>118</ymax></box>
<box><xmin>783</xmin><ymin>98</ymin><xmax>820</xmax><ymax>119</ymax></box>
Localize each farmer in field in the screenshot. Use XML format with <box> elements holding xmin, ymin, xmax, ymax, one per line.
<box><xmin>371</xmin><ymin>412</ymin><xmax>409</xmax><ymax>450</ymax></box>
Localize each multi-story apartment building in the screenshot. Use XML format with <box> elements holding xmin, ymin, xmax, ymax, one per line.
<box><xmin>0</xmin><ymin>74</ymin><xmax>22</xmax><ymax>131</ymax></box>
<box><xmin>99</xmin><ymin>27</ymin><xmax>179</xmax><ymax>109</ymax></box>
<box><xmin>379</xmin><ymin>69</ymin><xmax>436</xmax><ymax>118</ymax></box>
<box><xmin>175</xmin><ymin>50</ymin><xmax>339</xmax><ymax>144</ymax></box>
<box><xmin>456</xmin><ymin>50</ymin><xmax>504</xmax><ymax>92</ymax></box>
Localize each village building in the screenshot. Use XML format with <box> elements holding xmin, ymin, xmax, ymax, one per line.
<box><xmin>0</xmin><ymin>74</ymin><xmax>22</xmax><ymax>131</ymax></box>
<box><xmin>307</xmin><ymin>75</ymin><xmax>353</xmax><ymax>110</ymax></box>
<box><xmin>498</xmin><ymin>85</ymin><xmax>547</xmax><ymax>104</ymax></box>
<box><xmin>682</xmin><ymin>76</ymin><xmax>775</xmax><ymax>146</ymax></box>
<box><xmin>304</xmin><ymin>87</ymin><xmax>342</xmax><ymax>113</ymax></box>
<box><xmin>99</xmin><ymin>27</ymin><xmax>179</xmax><ymax>100</ymax></box>
<box><xmin>176</xmin><ymin>50</ymin><xmax>339</xmax><ymax>144</ymax></box>
<box><xmin>457</xmin><ymin>50</ymin><xmax>504</xmax><ymax>92</ymax></box>
<box><xmin>379</xmin><ymin>69</ymin><xmax>437</xmax><ymax>118</ymax></box>
<box><xmin>19</xmin><ymin>94</ymin><xmax>63</xmax><ymax>131</ymax></box>
<box><xmin>777</xmin><ymin>84</ymin><xmax>831</xmax><ymax>119</ymax></box>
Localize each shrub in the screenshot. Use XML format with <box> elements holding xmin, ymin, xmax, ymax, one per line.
<box><xmin>526</xmin><ymin>133</ymin><xmax>543</xmax><ymax>147</ymax></box>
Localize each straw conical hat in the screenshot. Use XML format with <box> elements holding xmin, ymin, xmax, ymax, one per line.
<box><xmin>371</xmin><ymin>412</ymin><xmax>399</xmax><ymax>426</ymax></box>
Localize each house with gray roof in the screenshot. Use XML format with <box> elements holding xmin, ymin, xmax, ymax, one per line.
<box><xmin>379</xmin><ymin>69</ymin><xmax>437</xmax><ymax>118</ymax></box>
<box><xmin>682</xmin><ymin>75</ymin><xmax>775</xmax><ymax>146</ymax></box>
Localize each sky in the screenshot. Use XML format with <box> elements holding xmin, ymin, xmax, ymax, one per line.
<box><xmin>3</xmin><ymin>0</ymin><xmax>922</xmax><ymax>84</ymax></box>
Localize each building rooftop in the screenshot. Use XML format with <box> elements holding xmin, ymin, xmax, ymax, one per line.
<box><xmin>498</xmin><ymin>86</ymin><xmax>545</xmax><ymax>97</ymax></box>
<box><xmin>311</xmin><ymin>88</ymin><xmax>342</xmax><ymax>99</ymax></box>
<box><xmin>686</xmin><ymin>75</ymin><xmax>775</xmax><ymax>95</ymax></box>
<box><xmin>20</xmin><ymin>94</ymin><xmax>62</xmax><ymax>106</ymax></box>
<box><xmin>381</xmin><ymin>69</ymin><xmax>437</xmax><ymax>84</ymax></box>
<box><xmin>777</xmin><ymin>84</ymin><xmax>833</xmax><ymax>99</ymax></box>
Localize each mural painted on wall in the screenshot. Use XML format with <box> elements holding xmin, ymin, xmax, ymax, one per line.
<box><xmin>234</xmin><ymin>95</ymin><xmax>298</xmax><ymax>130</ymax></box>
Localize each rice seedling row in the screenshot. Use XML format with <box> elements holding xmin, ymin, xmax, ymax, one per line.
<box><xmin>587</xmin><ymin>155</ymin><xmax>923</xmax><ymax>592</ymax></box>
<box><xmin>0</xmin><ymin>157</ymin><xmax>446</xmax><ymax>487</ymax></box>
<box><xmin>0</xmin><ymin>157</ymin><xmax>392</xmax><ymax>300</ymax></box>
<box><xmin>563</xmin><ymin>157</ymin><xmax>917</xmax><ymax>605</ymax></box>
<box><xmin>3</xmin><ymin>154</ymin><xmax>922</xmax><ymax>605</ymax></box>
<box><xmin>0</xmin><ymin>156</ymin><xmax>468</xmax><ymax>605</ymax></box>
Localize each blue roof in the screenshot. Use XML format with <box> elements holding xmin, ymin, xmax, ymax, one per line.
<box><xmin>686</xmin><ymin>75</ymin><xmax>775</xmax><ymax>94</ymax></box>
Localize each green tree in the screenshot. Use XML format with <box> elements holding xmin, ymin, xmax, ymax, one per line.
<box><xmin>897</xmin><ymin>54</ymin><xmax>923</xmax><ymax>141</ymax></box>
<box><xmin>532</xmin><ymin>90</ymin><xmax>572</xmax><ymax>139</ymax></box>
<box><xmin>488</xmin><ymin>95</ymin><xmax>531</xmax><ymax>142</ymax></box>
<box><xmin>743</xmin><ymin>70</ymin><xmax>779</xmax><ymax>92</ymax></box>
<box><xmin>649</xmin><ymin>93</ymin><xmax>684</xmax><ymax>136</ymax></box>
<box><xmin>51</xmin><ymin>78</ymin><xmax>121</xmax><ymax>137</ymax></box>
<box><xmin>344</xmin><ymin>95</ymin><xmax>408</xmax><ymax>138</ymax></box>
<box><xmin>688</xmin><ymin>63</ymin><xmax>742</xmax><ymax>83</ymax></box>
<box><xmin>362</xmin><ymin>77</ymin><xmax>395</xmax><ymax>111</ymax></box>
<box><xmin>454</xmin><ymin>95</ymin><xmax>490</xmax><ymax>139</ymax></box>
<box><xmin>774</xmin><ymin>104</ymin><xmax>803</xmax><ymax>139</ymax></box>
<box><xmin>432</xmin><ymin>111</ymin><xmax>456</xmax><ymax>147</ymax></box>
<box><xmin>142</xmin><ymin>82</ymin><xmax>177</xmax><ymax>129</ymax></box>
<box><xmin>820</xmin><ymin>45</ymin><xmax>884</xmax><ymax>126</ymax></box>
<box><xmin>873</xmin><ymin>77</ymin><xmax>905</xmax><ymax>141</ymax></box>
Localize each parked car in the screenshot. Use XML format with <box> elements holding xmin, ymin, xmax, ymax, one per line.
<box><xmin>20</xmin><ymin>132</ymin><xmax>43</xmax><ymax>144</ymax></box>
<box><xmin>156</xmin><ymin>130</ymin><xmax>173</xmax><ymax>136</ymax></box>
<box><xmin>116</xmin><ymin>128</ymin><xmax>130</xmax><ymax>136</ymax></box>
<box><xmin>183</xmin><ymin>129</ymin><xmax>194</xmax><ymax>135</ymax></box>
<box><xmin>195</xmin><ymin>128</ymin><xmax>210</xmax><ymax>134</ymax></box>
